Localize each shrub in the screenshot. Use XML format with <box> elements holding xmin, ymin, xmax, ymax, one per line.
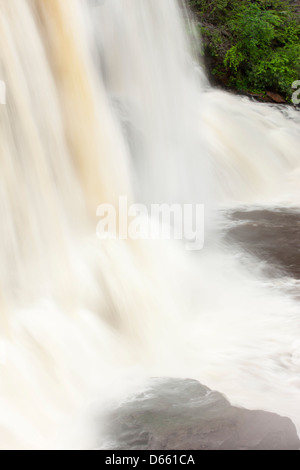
<box><xmin>189</xmin><ymin>0</ymin><xmax>300</xmax><ymax>100</ymax></box>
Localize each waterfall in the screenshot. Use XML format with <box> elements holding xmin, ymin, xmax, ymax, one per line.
<box><xmin>0</xmin><ymin>0</ymin><xmax>299</xmax><ymax>449</ymax></box>
<box><xmin>92</xmin><ymin>0</ymin><xmax>300</xmax><ymax>206</ymax></box>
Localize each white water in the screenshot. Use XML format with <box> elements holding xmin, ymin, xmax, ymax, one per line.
<box><xmin>0</xmin><ymin>0</ymin><xmax>300</xmax><ymax>449</ymax></box>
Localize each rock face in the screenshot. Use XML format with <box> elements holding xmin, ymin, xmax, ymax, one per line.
<box><xmin>225</xmin><ymin>210</ymin><xmax>300</xmax><ymax>280</ymax></box>
<box><xmin>105</xmin><ymin>378</ymin><xmax>300</xmax><ymax>450</ymax></box>
<box><xmin>266</xmin><ymin>91</ymin><xmax>286</xmax><ymax>104</ymax></box>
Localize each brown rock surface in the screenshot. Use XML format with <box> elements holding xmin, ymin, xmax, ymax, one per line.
<box><xmin>266</xmin><ymin>91</ymin><xmax>286</xmax><ymax>104</ymax></box>
<box><xmin>104</xmin><ymin>378</ymin><xmax>300</xmax><ymax>450</ymax></box>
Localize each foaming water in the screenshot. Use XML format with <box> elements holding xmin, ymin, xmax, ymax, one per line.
<box><xmin>92</xmin><ymin>0</ymin><xmax>300</xmax><ymax>207</ymax></box>
<box><xmin>200</xmin><ymin>91</ymin><xmax>300</xmax><ymax>205</ymax></box>
<box><xmin>0</xmin><ymin>0</ymin><xmax>300</xmax><ymax>449</ymax></box>
<box><xmin>91</xmin><ymin>0</ymin><xmax>212</xmax><ymax>208</ymax></box>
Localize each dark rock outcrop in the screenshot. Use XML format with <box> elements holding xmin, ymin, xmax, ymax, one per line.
<box><xmin>266</xmin><ymin>91</ymin><xmax>286</xmax><ymax>104</ymax></box>
<box><xmin>105</xmin><ymin>378</ymin><xmax>300</xmax><ymax>450</ymax></box>
<box><xmin>225</xmin><ymin>209</ymin><xmax>300</xmax><ymax>280</ymax></box>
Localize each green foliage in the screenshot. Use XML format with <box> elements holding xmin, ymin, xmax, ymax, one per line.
<box><xmin>189</xmin><ymin>0</ymin><xmax>300</xmax><ymax>101</ymax></box>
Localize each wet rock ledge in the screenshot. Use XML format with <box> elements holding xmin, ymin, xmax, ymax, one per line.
<box><xmin>105</xmin><ymin>378</ymin><xmax>300</xmax><ymax>451</ymax></box>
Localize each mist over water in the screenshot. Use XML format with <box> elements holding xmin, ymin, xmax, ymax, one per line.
<box><xmin>0</xmin><ymin>0</ymin><xmax>300</xmax><ymax>449</ymax></box>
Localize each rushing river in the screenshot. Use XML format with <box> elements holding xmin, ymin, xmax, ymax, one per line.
<box><xmin>0</xmin><ymin>0</ymin><xmax>299</xmax><ymax>449</ymax></box>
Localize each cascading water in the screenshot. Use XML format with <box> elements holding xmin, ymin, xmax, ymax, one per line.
<box><xmin>0</xmin><ymin>0</ymin><xmax>300</xmax><ymax>449</ymax></box>
<box><xmin>92</xmin><ymin>0</ymin><xmax>300</xmax><ymax>207</ymax></box>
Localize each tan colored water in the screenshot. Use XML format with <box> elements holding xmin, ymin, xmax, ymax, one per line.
<box><xmin>0</xmin><ymin>0</ymin><xmax>299</xmax><ymax>449</ymax></box>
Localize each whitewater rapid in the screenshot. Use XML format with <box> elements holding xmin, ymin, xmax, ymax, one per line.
<box><xmin>0</xmin><ymin>0</ymin><xmax>299</xmax><ymax>449</ymax></box>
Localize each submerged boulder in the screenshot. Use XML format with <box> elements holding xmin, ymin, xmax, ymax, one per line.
<box><xmin>105</xmin><ymin>378</ymin><xmax>300</xmax><ymax>450</ymax></box>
